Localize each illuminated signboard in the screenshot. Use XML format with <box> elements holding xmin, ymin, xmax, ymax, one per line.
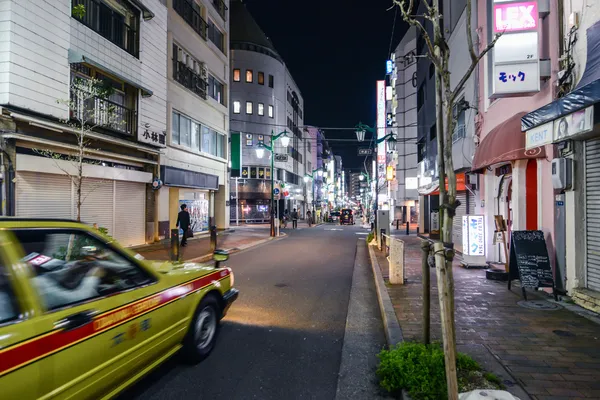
<box><xmin>491</xmin><ymin>0</ymin><xmax>540</xmax><ymax>97</ymax></box>
<box><xmin>463</xmin><ymin>215</ymin><xmax>485</xmax><ymax>256</ymax></box>
<box><xmin>405</xmin><ymin>177</ymin><xmax>418</xmax><ymax>190</ymax></box>
<box><xmin>376</xmin><ymin>80</ymin><xmax>386</xmax><ymax>187</ymax></box>
<box><xmin>493</xmin><ymin>1</ymin><xmax>538</xmax><ymax>32</ymax></box>
<box><xmin>386</xmin><ymin>166</ymin><xmax>395</xmax><ymax>181</ymax></box>
<box><xmin>386</xmin><ymin>60</ymin><xmax>393</xmax><ymax>74</ymax></box>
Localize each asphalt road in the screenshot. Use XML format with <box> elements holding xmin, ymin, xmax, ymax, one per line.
<box><xmin>119</xmin><ymin>223</ymin><xmax>382</xmax><ymax>400</ymax></box>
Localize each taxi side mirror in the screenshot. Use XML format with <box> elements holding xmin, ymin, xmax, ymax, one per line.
<box><xmin>213</xmin><ymin>250</ymin><xmax>229</xmax><ymax>267</ymax></box>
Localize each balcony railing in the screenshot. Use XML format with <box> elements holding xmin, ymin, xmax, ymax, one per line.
<box><xmin>173</xmin><ymin>60</ymin><xmax>208</xmax><ymax>99</ymax></box>
<box><xmin>72</xmin><ymin>0</ymin><xmax>139</xmax><ymax>57</ymax></box>
<box><xmin>212</xmin><ymin>0</ymin><xmax>228</xmax><ymax>21</ymax></box>
<box><xmin>173</xmin><ymin>0</ymin><xmax>208</xmax><ymax>40</ymax></box>
<box><xmin>71</xmin><ymin>91</ymin><xmax>137</xmax><ymax>136</ymax></box>
<box><xmin>452</xmin><ymin>124</ymin><xmax>466</xmax><ymax>143</ymax></box>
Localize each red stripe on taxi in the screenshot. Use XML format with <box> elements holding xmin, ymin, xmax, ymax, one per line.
<box><xmin>0</xmin><ymin>269</ymin><xmax>230</xmax><ymax>377</ymax></box>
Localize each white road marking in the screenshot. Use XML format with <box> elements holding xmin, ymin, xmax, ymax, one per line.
<box><xmin>355</xmin><ymin>232</ymin><xmax>368</xmax><ymax>235</ymax></box>
<box><xmin>326</xmin><ymin>228</ymin><xmax>344</xmax><ymax>231</ymax></box>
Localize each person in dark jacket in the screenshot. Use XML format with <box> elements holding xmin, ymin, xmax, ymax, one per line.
<box><xmin>176</xmin><ymin>204</ymin><xmax>191</xmax><ymax>247</ymax></box>
<box><xmin>292</xmin><ymin>208</ymin><xmax>299</xmax><ymax>229</ymax></box>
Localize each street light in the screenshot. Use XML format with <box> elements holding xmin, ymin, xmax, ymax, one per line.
<box><xmin>256</xmin><ymin>129</ymin><xmax>290</xmax><ymax>237</ymax></box>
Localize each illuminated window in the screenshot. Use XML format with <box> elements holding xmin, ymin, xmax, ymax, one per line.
<box><xmin>246</xmin><ymin>101</ymin><xmax>253</xmax><ymax>114</ymax></box>
<box><xmin>258</xmin><ymin>72</ymin><xmax>264</xmax><ymax>85</ymax></box>
<box><xmin>233</xmin><ymin>69</ymin><xmax>240</xmax><ymax>82</ymax></box>
<box><xmin>233</xmin><ymin>101</ymin><xmax>241</xmax><ymax>114</ymax></box>
<box><xmin>258</xmin><ymin>103</ymin><xmax>264</xmax><ymax>116</ymax></box>
<box><xmin>268</xmin><ymin>105</ymin><xmax>274</xmax><ymax>118</ymax></box>
<box><xmin>246</xmin><ymin>70</ymin><xmax>253</xmax><ymax>83</ymax></box>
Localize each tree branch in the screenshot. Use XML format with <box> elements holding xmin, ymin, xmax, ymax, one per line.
<box><xmin>466</xmin><ymin>0</ymin><xmax>477</xmax><ymax>63</ymax></box>
<box><xmin>394</xmin><ymin>0</ymin><xmax>442</xmax><ymax>70</ymax></box>
<box><xmin>450</xmin><ymin>32</ymin><xmax>502</xmax><ymax>104</ymax></box>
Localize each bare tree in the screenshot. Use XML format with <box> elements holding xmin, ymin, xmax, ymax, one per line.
<box><xmin>36</xmin><ymin>76</ymin><xmax>123</xmax><ymax>222</ymax></box>
<box><xmin>393</xmin><ymin>0</ymin><xmax>501</xmax><ymax>397</ymax></box>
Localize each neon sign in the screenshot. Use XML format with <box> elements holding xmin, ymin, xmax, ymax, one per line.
<box><xmin>494</xmin><ymin>1</ymin><xmax>538</xmax><ymax>33</ymax></box>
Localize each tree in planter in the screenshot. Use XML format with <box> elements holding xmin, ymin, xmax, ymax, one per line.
<box><xmin>392</xmin><ymin>0</ymin><xmax>502</xmax><ymax>397</ymax></box>
<box><xmin>36</xmin><ymin>76</ymin><xmax>123</xmax><ymax>222</ymax></box>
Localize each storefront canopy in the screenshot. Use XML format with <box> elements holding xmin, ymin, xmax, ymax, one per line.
<box><xmin>522</xmin><ymin>20</ymin><xmax>600</xmax><ymax>131</ymax></box>
<box><xmin>472</xmin><ymin>112</ymin><xmax>546</xmax><ymax>172</ymax></box>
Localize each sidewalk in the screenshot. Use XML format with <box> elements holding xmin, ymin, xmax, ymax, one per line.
<box><xmin>136</xmin><ymin>227</ymin><xmax>277</xmax><ymax>261</ymax></box>
<box><xmin>371</xmin><ymin>235</ymin><xmax>600</xmax><ymax>400</ymax></box>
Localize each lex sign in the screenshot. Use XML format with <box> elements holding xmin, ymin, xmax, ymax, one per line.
<box><xmin>494</xmin><ymin>1</ymin><xmax>538</xmax><ymax>33</ymax></box>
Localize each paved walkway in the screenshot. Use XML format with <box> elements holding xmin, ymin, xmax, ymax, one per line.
<box><xmin>373</xmin><ymin>235</ymin><xmax>600</xmax><ymax>400</ymax></box>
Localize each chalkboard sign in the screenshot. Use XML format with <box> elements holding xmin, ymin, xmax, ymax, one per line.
<box><xmin>508</xmin><ymin>230</ymin><xmax>557</xmax><ymax>300</ymax></box>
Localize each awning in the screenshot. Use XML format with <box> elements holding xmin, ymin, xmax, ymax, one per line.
<box><xmin>68</xmin><ymin>50</ymin><xmax>153</xmax><ymax>97</ymax></box>
<box><xmin>522</xmin><ymin>20</ymin><xmax>600</xmax><ymax>131</ymax></box>
<box><xmin>418</xmin><ymin>182</ymin><xmax>440</xmax><ymax>196</ymax></box>
<box><xmin>472</xmin><ymin>112</ymin><xmax>546</xmax><ymax>172</ymax></box>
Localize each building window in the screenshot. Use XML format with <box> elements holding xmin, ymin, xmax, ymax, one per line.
<box><xmin>258</xmin><ymin>103</ymin><xmax>264</xmax><ymax>116</ymax></box>
<box><xmin>246</xmin><ymin>101</ymin><xmax>253</xmax><ymax>114</ymax></box>
<box><xmin>70</xmin><ymin>64</ymin><xmax>138</xmax><ymax>136</ymax></box>
<box><xmin>429</xmin><ymin>124</ymin><xmax>436</xmax><ymax>141</ymax></box>
<box><xmin>417</xmin><ymin>83</ymin><xmax>425</xmax><ymax>111</ymax></box>
<box><xmin>172</xmin><ymin>43</ymin><xmax>208</xmax><ymax>100</ymax></box>
<box><xmin>268</xmin><ymin>105</ymin><xmax>274</xmax><ymax>118</ymax></box>
<box><xmin>211</xmin><ymin>0</ymin><xmax>228</xmax><ymax>21</ymax></box>
<box><xmin>72</xmin><ymin>0</ymin><xmax>140</xmax><ymax>57</ymax></box>
<box><xmin>233</xmin><ymin>101</ymin><xmax>241</xmax><ymax>114</ymax></box>
<box><xmin>173</xmin><ymin>0</ymin><xmax>207</xmax><ymax>41</ymax></box>
<box><xmin>417</xmin><ymin>139</ymin><xmax>425</xmax><ymax>163</ymax></box>
<box><xmin>258</xmin><ymin>72</ymin><xmax>264</xmax><ymax>85</ymax></box>
<box><xmin>307</xmin><ymin>141</ymin><xmax>311</xmax><ymax>153</ymax></box>
<box><xmin>246</xmin><ymin>70</ymin><xmax>253</xmax><ymax>83</ymax></box>
<box><xmin>268</xmin><ymin>74</ymin><xmax>274</xmax><ymax>88</ymax></box>
<box><xmin>233</xmin><ymin>69</ymin><xmax>241</xmax><ymax>82</ymax></box>
<box><xmin>207</xmin><ymin>19</ymin><xmax>225</xmax><ymax>53</ymax></box>
<box><xmin>172</xmin><ymin>110</ymin><xmax>226</xmax><ymax>158</ymax></box>
<box><xmin>208</xmin><ymin>74</ymin><xmax>225</xmax><ymax>105</ymax></box>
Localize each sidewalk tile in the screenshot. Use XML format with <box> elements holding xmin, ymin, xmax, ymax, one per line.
<box><xmin>373</xmin><ymin>235</ymin><xmax>600</xmax><ymax>400</ymax></box>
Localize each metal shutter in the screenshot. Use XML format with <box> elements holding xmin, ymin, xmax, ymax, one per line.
<box><xmin>586</xmin><ymin>139</ymin><xmax>600</xmax><ymax>291</ymax></box>
<box><xmin>114</xmin><ymin>181</ymin><xmax>146</xmax><ymax>247</ymax></box>
<box><xmin>468</xmin><ymin>191</ymin><xmax>476</xmax><ymax>215</ymax></box>
<box><xmin>78</xmin><ymin>178</ymin><xmax>114</xmax><ymax>236</ymax></box>
<box><xmin>453</xmin><ymin>192</ymin><xmax>468</xmax><ymax>250</ymax></box>
<box><xmin>16</xmin><ymin>172</ymin><xmax>72</xmax><ymax>219</ymax></box>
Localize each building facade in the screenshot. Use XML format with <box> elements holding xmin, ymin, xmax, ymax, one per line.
<box><xmin>159</xmin><ymin>0</ymin><xmax>230</xmax><ymax>237</ymax></box>
<box><xmin>228</xmin><ymin>0</ymin><xmax>310</xmax><ymax>223</ymax></box>
<box><xmin>521</xmin><ymin>0</ymin><xmax>600</xmax><ymax>311</ymax></box>
<box><xmin>0</xmin><ymin>0</ymin><xmax>167</xmax><ymax>247</ymax></box>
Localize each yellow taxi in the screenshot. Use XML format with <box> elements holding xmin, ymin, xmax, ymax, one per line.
<box><xmin>0</xmin><ymin>219</ymin><xmax>238</xmax><ymax>399</ymax></box>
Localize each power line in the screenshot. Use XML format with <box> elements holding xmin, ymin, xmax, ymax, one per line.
<box><xmin>229</xmin><ymin>118</ymin><xmax>422</xmax><ymax>131</ymax></box>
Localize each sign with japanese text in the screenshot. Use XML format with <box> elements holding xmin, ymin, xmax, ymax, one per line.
<box><xmin>139</xmin><ymin>123</ymin><xmax>166</xmax><ymax>147</ymax></box>
<box><xmin>377</xmin><ymin>80</ymin><xmax>386</xmax><ymax>189</ymax></box>
<box><xmin>464</xmin><ymin>215</ymin><xmax>485</xmax><ymax>256</ymax></box>
<box><xmin>491</xmin><ymin>0</ymin><xmax>540</xmax><ymax>97</ymax></box>
<box><xmin>358</xmin><ymin>147</ymin><xmax>373</xmax><ymax>156</ymax></box>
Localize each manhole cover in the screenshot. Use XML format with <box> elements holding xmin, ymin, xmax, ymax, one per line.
<box><xmin>517</xmin><ymin>300</ymin><xmax>562</xmax><ymax>310</ymax></box>
<box><xmin>553</xmin><ymin>329</ymin><xmax>576</xmax><ymax>337</ymax></box>
<box><xmin>274</xmin><ymin>283</ymin><xmax>288</xmax><ymax>288</ymax></box>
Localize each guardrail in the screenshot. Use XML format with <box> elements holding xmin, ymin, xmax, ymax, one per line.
<box><xmin>382</xmin><ymin>234</ymin><xmax>405</xmax><ymax>285</ymax></box>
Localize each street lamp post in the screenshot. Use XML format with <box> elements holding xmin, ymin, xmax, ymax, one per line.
<box><xmin>355</xmin><ymin>122</ymin><xmax>397</xmax><ymax>234</ymax></box>
<box><xmin>257</xmin><ymin>130</ymin><xmax>290</xmax><ymax>237</ymax></box>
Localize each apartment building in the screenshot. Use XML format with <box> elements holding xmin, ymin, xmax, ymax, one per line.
<box><xmin>0</xmin><ymin>0</ymin><xmax>167</xmax><ymax>246</ymax></box>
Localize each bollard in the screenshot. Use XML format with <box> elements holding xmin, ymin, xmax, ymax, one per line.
<box><xmin>421</xmin><ymin>240</ymin><xmax>431</xmax><ymax>344</ymax></box>
<box><xmin>396</xmin><ymin>219</ymin><xmax>400</xmax><ymax>230</ymax></box>
<box><xmin>210</xmin><ymin>225</ymin><xmax>217</xmax><ymax>252</ymax></box>
<box><xmin>170</xmin><ymin>229</ymin><xmax>180</xmax><ymax>261</ymax></box>
<box><xmin>406</xmin><ymin>221</ymin><xmax>410</xmax><ymax>235</ymax></box>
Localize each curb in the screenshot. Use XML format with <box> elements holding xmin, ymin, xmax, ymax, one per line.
<box><xmin>185</xmin><ymin>232</ymin><xmax>287</xmax><ymax>263</ymax></box>
<box><xmin>131</xmin><ymin>229</ymin><xmax>234</xmax><ymax>253</ymax></box>
<box><xmin>367</xmin><ymin>242</ymin><xmax>403</xmax><ymax>347</ymax></box>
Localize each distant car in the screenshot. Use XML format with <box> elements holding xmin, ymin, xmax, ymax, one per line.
<box><xmin>328</xmin><ymin>211</ymin><xmax>341</xmax><ymax>223</ymax></box>
<box><xmin>0</xmin><ymin>218</ymin><xmax>238</xmax><ymax>399</ymax></box>
<box><xmin>340</xmin><ymin>209</ymin><xmax>354</xmax><ymax>225</ymax></box>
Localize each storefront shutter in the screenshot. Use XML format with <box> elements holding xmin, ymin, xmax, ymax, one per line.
<box><xmin>78</xmin><ymin>178</ymin><xmax>114</xmax><ymax>236</ymax></box>
<box><xmin>453</xmin><ymin>192</ymin><xmax>468</xmax><ymax>252</ymax></box>
<box><xmin>585</xmin><ymin>138</ymin><xmax>600</xmax><ymax>291</ymax></box>
<box><xmin>468</xmin><ymin>191</ymin><xmax>476</xmax><ymax>215</ymax></box>
<box><xmin>16</xmin><ymin>172</ymin><xmax>72</xmax><ymax>219</ymax></box>
<box><xmin>114</xmin><ymin>181</ymin><xmax>146</xmax><ymax>247</ymax></box>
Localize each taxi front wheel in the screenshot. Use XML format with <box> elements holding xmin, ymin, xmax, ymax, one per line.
<box><xmin>183</xmin><ymin>295</ymin><xmax>221</xmax><ymax>364</ymax></box>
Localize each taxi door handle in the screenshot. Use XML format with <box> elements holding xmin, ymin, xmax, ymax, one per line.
<box><xmin>54</xmin><ymin>310</ymin><xmax>96</xmax><ymax>331</ymax></box>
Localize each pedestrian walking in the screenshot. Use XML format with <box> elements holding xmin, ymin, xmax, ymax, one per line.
<box><xmin>177</xmin><ymin>203</ymin><xmax>191</xmax><ymax>247</ymax></box>
<box><xmin>307</xmin><ymin>210</ymin><xmax>312</xmax><ymax>227</ymax></box>
<box><xmin>292</xmin><ymin>208</ymin><xmax>299</xmax><ymax>229</ymax></box>
<box><xmin>283</xmin><ymin>209</ymin><xmax>290</xmax><ymax>228</ymax></box>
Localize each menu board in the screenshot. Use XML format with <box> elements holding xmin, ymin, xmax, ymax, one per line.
<box><xmin>508</xmin><ymin>230</ymin><xmax>557</xmax><ymax>300</ymax></box>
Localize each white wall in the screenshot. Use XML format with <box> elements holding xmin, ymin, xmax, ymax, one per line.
<box><xmin>0</xmin><ymin>0</ymin><xmax>71</xmax><ymax>119</ymax></box>
<box><xmin>139</xmin><ymin>0</ymin><xmax>168</xmax><ymax>144</ymax></box>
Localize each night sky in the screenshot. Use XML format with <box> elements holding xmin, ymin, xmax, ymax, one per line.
<box><xmin>242</xmin><ymin>0</ymin><xmax>407</xmax><ymax>170</ymax></box>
